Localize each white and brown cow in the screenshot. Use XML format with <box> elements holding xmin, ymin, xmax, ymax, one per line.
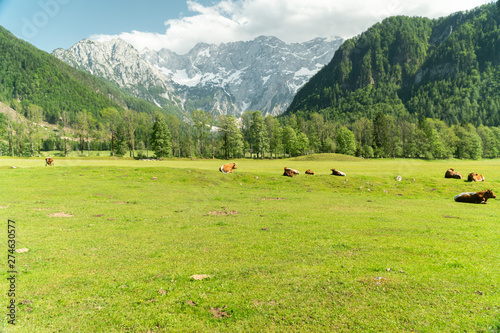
<box><xmin>454</xmin><ymin>189</ymin><xmax>496</xmax><ymax>204</ymax></box>
<box><xmin>467</xmin><ymin>172</ymin><xmax>485</xmax><ymax>182</ymax></box>
<box><xmin>283</xmin><ymin>167</ymin><xmax>300</xmax><ymax>177</ymax></box>
<box><xmin>219</xmin><ymin>163</ymin><xmax>237</xmax><ymax>174</ymax></box>
<box><xmin>445</xmin><ymin>168</ymin><xmax>462</xmax><ymax>179</ymax></box>
<box><xmin>331</xmin><ymin>168</ymin><xmax>346</xmax><ymax>176</ymax></box>
<box><xmin>45</xmin><ymin>157</ymin><xmax>54</xmax><ymax>166</ymax></box>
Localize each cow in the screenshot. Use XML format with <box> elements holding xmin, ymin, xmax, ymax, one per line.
<box><xmin>454</xmin><ymin>189</ymin><xmax>496</xmax><ymax>204</ymax></box>
<box><xmin>305</xmin><ymin>169</ymin><xmax>315</xmax><ymax>175</ymax></box>
<box><xmin>219</xmin><ymin>163</ymin><xmax>237</xmax><ymax>174</ymax></box>
<box><xmin>283</xmin><ymin>167</ymin><xmax>299</xmax><ymax>177</ymax></box>
<box><xmin>331</xmin><ymin>168</ymin><xmax>346</xmax><ymax>176</ymax></box>
<box><xmin>467</xmin><ymin>172</ymin><xmax>485</xmax><ymax>182</ymax></box>
<box><xmin>445</xmin><ymin>168</ymin><xmax>462</xmax><ymax>179</ymax></box>
<box><xmin>45</xmin><ymin>157</ymin><xmax>54</xmax><ymax>166</ymax></box>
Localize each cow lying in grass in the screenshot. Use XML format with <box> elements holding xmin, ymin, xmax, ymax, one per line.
<box><xmin>219</xmin><ymin>163</ymin><xmax>237</xmax><ymax>174</ymax></box>
<box><xmin>283</xmin><ymin>167</ymin><xmax>299</xmax><ymax>177</ymax></box>
<box><xmin>445</xmin><ymin>168</ymin><xmax>462</xmax><ymax>179</ymax></box>
<box><xmin>45</xmin><ymin>157</ymin><xmax>54</xmax><ymax>166</ymax></box>
<box><xmin>305</xmin><ymin>169</ymin><xmax>315</xmax><ymax>175</ymax></box>
<box><xmin>331</xmin><ymin>168</ymin><xmax>346</xmax><ymax>176</ymax></box>
<box><xmin>454</xmin><ymin>189</ymin><xmax>496</xmax><ymax>204</ymax></box>
<box><xmin>468</xmin><ymin>172</ymin><xmax>485</xmax><ymax>182</ymax></box>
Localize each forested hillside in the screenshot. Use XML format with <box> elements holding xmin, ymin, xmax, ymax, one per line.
<box><xmin>0</xmin><ymin>26</ymin><xmax>174</xmax><ymax>124</ymax></box>
<box><xmin>286</xmin><ymin>3</ymin><xmax>500</xmax><ymax>126</ymax></box>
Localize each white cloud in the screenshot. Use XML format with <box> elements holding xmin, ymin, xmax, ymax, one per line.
<box><xmin>91</xmin><ymin>0</ymin><xmax>493</xmax><ymax>54</ymax></box>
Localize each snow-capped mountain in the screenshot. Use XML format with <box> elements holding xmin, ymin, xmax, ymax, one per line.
<box><xmin>53</xmin><ymin>35</ymin><xmax>343</xmax><ymax>116</ymax></box>
<box><xmin>52</xmin><ymin>39</ymin><xmax>181</xmax><ymax>111</ymax></box>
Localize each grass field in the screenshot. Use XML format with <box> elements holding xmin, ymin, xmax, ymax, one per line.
<box><xmin>1</xmin><ymin>154</ymin><xmax>500</xmax><ymax>332</ymax></box>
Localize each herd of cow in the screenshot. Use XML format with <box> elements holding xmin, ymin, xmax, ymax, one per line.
<box><xmin>281</xmin><ymin>167</ymin><xmax>347</xmax><ymax>177</ymax></box>
<box><xmin>44</xmin><ymin>159</ymin><xmax>496</xmax><ymax>204</ymax></box>
<box><xmin>444</xmin><ymin>168</ymin><xmax>496</xmax><ymax>204</ymax></box>
<box><xmin>219</xmin><ymin>163</ymin><xmax>496</xmax><ymax>205</ymax></box>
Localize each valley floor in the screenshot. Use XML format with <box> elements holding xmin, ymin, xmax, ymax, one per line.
<box><xmin>1</xmin><ymin>155</ymin><xmax>499</xmax><ymax>332</ymax></box>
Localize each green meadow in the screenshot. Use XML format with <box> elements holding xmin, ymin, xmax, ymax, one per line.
<box><xmin>1</xmin><ymin>154</ymin><xmax>500</xmax><ymax>332</ymax></box>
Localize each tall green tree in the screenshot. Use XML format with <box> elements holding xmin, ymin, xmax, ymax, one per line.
<box><xmin>336</xmin><ymin>127</ymin><xmax>356</xmax><ymax>156</ymax></box>
<box><xmin>75</xmin><ymin>110</ymin><xmax>90</xmax><ymax>156</ymax></box>
<box><xmin>26</xmin><ymin>104</ymin><xmax>43</xmax><ymax>157</ymax></box>
<box><xmin>101</xmin><ymin>108</ymin><xmax>121</xmax><ymax>157</ymax></box>
<box><xmin>191</xmin><ymin>109</ymin><xmax>210</xmax><ymax>157</ymax></box>
<box><xmin>249</xmin><ymin>111</ymin><xmax>269</xmax><ymax>158</ymax></box>
<box><xmin>219</xmin><ymin>115</ymin><xmax>244</xmax><ymax>159</ymax></box>
<box><xmin>59</xmin><ymin>110</ymin><xmax>71</xmax><ymax>157</ymax></box>
<box><xmin>373</xmin><ymin>112</ymin><xmax>390</xmax><ymax>157</ymax></box>
<box><xmin>296</xmin><ymin>132</ymin><xmax>310</xmax><ymax>156</ymax></box>
<box><xmin>282</xmin><ymin>126</ymin><xmax>298</xmax><ymax>157</ymax></box>
<box><xmin>266</xmin><ymin>115</ymin><xmax>283</xmax><ymax>158</ymax></box>
<box><xmin>166</xmin><ymin>114</ymin><xmax>181</xmax><ymax>158</ymax></box>
<box><xmin>122</xmin><ymin>109</ymin><xmax>139</xmax><ymax>157</ymax></box>
<box><xmin>151</xmin><ymin>116</ymin><xmax>172</xmax><ymax>158</ymax></box>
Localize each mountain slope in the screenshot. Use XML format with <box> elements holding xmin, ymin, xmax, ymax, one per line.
<box><xmin>0</xmin><ymin>26</ymin><xmax>175</xmax><ymax>124</ymax></box>
<box><xmin>53</xmin><ymin>36</ymin><xmax>343</xmax><ymax>117</ymax></box>
<box><xmin>285</xmin><ymin>4</ymin><xmax>500</xmax><ymax>126</ymax></box>
<box><xmin>51</xmin><ymin>39</ymin><xmax>183</xmax><ymax>116</ymax></box>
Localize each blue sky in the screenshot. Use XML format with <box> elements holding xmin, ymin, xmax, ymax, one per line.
<box><xmin>0</xmin><ymin>0</ymin><xmax>494</xmax><ymax>54</ymax></box>
<box><xmin>0</xmin><ymin>0</ymin><xmax>196</xmax><ymax>51</ymax></box>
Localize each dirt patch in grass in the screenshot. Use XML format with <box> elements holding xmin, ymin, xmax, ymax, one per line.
<box><xmin>253</xmin><ymin>300</ymin><xmax>278</xmax><ymax>307</ymax></box>
<box><xmin>209</xmin><ymin>306</ymin><xmax>231</xmax><ymax>319</ymax></box>
<box><xmin>0</xmin><ymin>205</ymin><xmax>9</xmax><ymax>209</ymax></box>
<box><xmin>186</xmin><ymin>300</ymin><xmax>197</xmax><ymax>307</ymax></box>
<box><xmin>48</xmin><ymin>212</ymin><xmax>73</xmax><ymax>217</ymax></box>
<box><xmin>190</xmin><ymin>274</ymin><xmax>210</xmax><ymax>280</ymax></box>
<box><xmin>261</xmin><ymin>197</ymin><xmax>285</xmax><ymax>200</ymax></box>
<box><xmin>33</xmin><ymin>207</ymin><xmax>49</xmax><ymax>211</ymax></box>
<box><xmin>208</xmin><ymin>210</ymin><xmax>239</xmax><ymax>216</ymax></box>
<box><xmin>19</xmin><ymin>300</ymin><xmax>34</xmax><ymax>305</ymax></box>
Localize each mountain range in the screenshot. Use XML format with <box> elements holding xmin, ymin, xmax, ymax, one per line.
<box><xmin>52</xmin><ymin>35</ymin><xmax>343</xmax><ymax>117</ymax></box>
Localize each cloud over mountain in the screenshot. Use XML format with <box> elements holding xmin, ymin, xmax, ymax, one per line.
<box><xmin>91</xmin><ymin>0</ymin><xmax>491</xmax><ymax>54</ymax></box>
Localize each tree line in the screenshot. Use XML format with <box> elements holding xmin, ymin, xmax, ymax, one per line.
<box><xmin>1</xmin><ymin>105</ymin><xmax>499</xmax><ymax>161</ymax></box>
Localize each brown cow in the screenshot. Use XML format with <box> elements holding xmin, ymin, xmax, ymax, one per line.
<box><xmin>445</xmin><ymin>168</ymin><xmax>462</xmax><ymax>179</ymax></box>
<box><xmin>454</xmin><ymin>189</ymin><xmax>496</xmax><ymax>204</ymax></box>
<box><xmin>305</xmin><ymin>169</ymin><xmax>315</xmax><ymax>175</ymax></box>
<box><xmin>45</xmin><ymin>157</ymin><xmax>54</xmax><ymax>166</ymax></box>
<box><xmin>219</xmin><ymin>163</ymin><xmax>237</xmax><ymax>174</ymax></box>
<box><xmin>283</xmin><ymin>167</ymin><xmax>299</xmax><ymax>177</ymax></box>
<box><xmin>467</xmin><ymin>172</ymin><xmax>485</xmax><ymax>182</ymax></box>
<box><xmin>331</xmin><ymin>168</ymin><xmax>346</xmax><ymax>176</ymax></box>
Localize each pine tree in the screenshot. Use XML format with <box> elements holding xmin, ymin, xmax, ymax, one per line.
<box><xmin>151</xmin><ymin>116</ymin><xmax>172</xmax><ymax>158</ymax></box>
